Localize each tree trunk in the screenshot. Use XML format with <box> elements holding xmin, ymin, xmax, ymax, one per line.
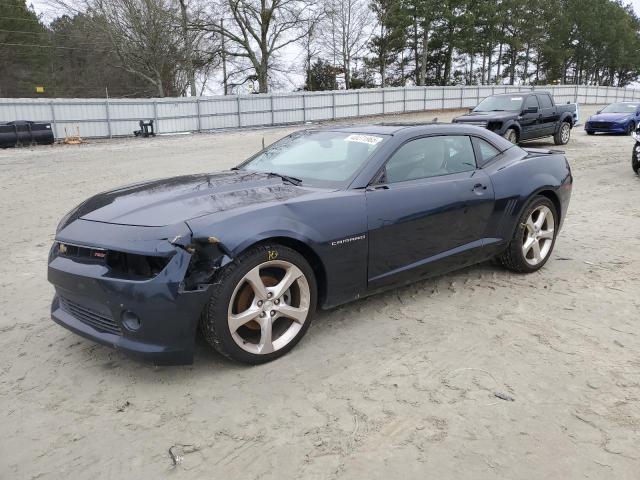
<box><xmin>343</xmin><ymin>50</ymin><xmax>350</xmax><ymax>90</ymax></box>
<box><xmin>257</xmin><ymin>64</ymin><xmax>268</xmax><ymax>93</ymax></box>
<box><xmin>419</xmin><ymin>26</ymin><xmax>428</xmax><ymax>86</ymax></box>
<box><xmin>178</xmin><ymin>0</ymin><xmax>196</xmax><ymax>97</ymax></box>
<box><xmin>486</xmin><ymin>44</ymin><xmax>493</xmax><ymax>84</ymax></box>
<box><xmin>496</xmin><ymin>42</ymin><xmax>503</xmax><ymax>83</ymax></box>
<box><xmin>156</xmin><ymin>72</ymin><xmax>164</xmax><ymax>97</ymax></box>
<box><xmin>412</xmin><ymin>14</ymin><xmax>420</xmax><ymax>85</ymax></box>
<box><xmin>522</xmin><ymin>44</ymin><xmax>530</xmax><ymax>84</ymax></box>
<box><xmin>380</xmin><ymin>24</ymin><xmax>386</xmax><ymax>87</ymax></box>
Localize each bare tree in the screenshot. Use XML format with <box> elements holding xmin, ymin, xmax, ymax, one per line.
<box><xmin>321</xmin><ymin>0</ymin><xmax>371</xmax><ymax>89</ymax></box>
<box><xmin>199</xmin><ymin>0</ymin><xmax>315</xmax><ymax>93</ymax></box>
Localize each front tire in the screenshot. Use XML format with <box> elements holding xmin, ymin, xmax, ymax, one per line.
<box><xmin>201</xmin><ymin>244</ymin><xmax>317</xmax><ymax>364</ymax></box>
<box><xmin>586</xmin><ymin>130</ymin><xmax>595</xmax><ymax>135</ymax></box>
<box><xmin>627</xmin><ymin>121</ymin><xmax>636</xmax><ymax>136</ymax></box>
<box><xmin>554</xmin><ymin>122</ymin><xmax>571</xmax><ymax>145</ymax></box>
<box><xmin>503</xmin><ymin>128</ymin><xmax>518</xmax><ymax>144</ymax></box>
<box><xmin>498</xmin><ymin>196</ymin><xmax>558</xmax><ymax>273</ymax></box>
<box><xmin>633</xmin><ymin>144</ymin><xmax>640</xmax><ymax>174</ymax></box>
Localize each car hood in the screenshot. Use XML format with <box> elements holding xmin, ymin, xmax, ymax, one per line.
<box><xmin>76</xmin><ymin>171</ymin><xmax>314</xmax><ymax>227</ymax></box>
<box><xmin>588</xmin><ymin>112</ymin><xmax>632</xmax><ymax>123</ymax></box>
<box><xmin>454</xmin><ymin>111</ymin><xmax>517</xmax><ymax>122</ymax></box>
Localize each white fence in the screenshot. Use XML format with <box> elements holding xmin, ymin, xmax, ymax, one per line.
<box><xmin>1</xmin><ymin>84</ymin><xmax>638</xmax><ymax>139</ymax></box>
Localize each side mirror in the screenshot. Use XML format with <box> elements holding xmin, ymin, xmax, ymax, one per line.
<box><xmin>524</xmin><ymin>106</ymin><xmax>538</xmax><ymax>114</ymax></box>
<box><xmin>596</xmin><ymin>110</ymin><xmax>602</xmax><ymax>114</ymax></box>
<box><xmin>468</xmin><ymin>107</ymin><xmax>475</xmax><ymax>112</ymax></box>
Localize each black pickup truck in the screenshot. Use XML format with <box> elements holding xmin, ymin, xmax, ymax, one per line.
<box><xmin>452</xmin><ymin>91</ymin><xmax>578</xmax><ymax>145</ymax></box>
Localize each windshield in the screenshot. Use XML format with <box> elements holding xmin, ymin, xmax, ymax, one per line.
<box><xmin>601</xmin><ymin>103</ymin><xmax>638</xmax><ymax>113</ymax></box>
<box><xmin>239</xmin><ymin>130</ymin><xmax>387</xmax><ymax>188</ymax></box>
<box><xmin>474</xmin><ymin>95</ymin><xmax>524</xmax><ymax>112</ymax></box>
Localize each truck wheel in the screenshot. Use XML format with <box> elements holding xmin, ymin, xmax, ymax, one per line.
<box><xmin>586</xmin><ymin>131</ymin><xmax>595</xmax><ymax>135</ymax></box>
<box><xmin>554</xmin><ymin>122</ymin><xmax>571</xmax><ymax>145</ymax></box>
<box><xmin>503</xmin><ymin>128</ymin><xmax>518</xmax><ymax>144</ymax></box>
<box><xmin>200</xmin><ymin>244</ymin><xmax>317</xmax><ymax>364</ymax></box>
<box><xmin>633</xmin><ymin>148</ymin><xmax>640</xmax><ymax>174</ymax></box>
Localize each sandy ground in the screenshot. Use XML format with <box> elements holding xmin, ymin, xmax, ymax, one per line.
<box><xmin>1</xmin><ymin>105</ymin><xmax>639</xmax><ymax>479</ymax></box>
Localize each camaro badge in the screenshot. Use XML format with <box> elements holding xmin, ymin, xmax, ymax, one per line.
<box><xmin>331</xmin><ymin>235</ymin><xmax>366</xmax><ymax>247</ymax></box>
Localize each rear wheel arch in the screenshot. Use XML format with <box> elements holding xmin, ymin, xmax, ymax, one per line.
<box><xmin>505</xmin><ymin>188</ymin><xmax>562</xmax><ymax>242</ymax></box>
<box><xmin>536</xmin><ymin>189</ymin><xmax>562</xmax><ymax>225</ymax></box>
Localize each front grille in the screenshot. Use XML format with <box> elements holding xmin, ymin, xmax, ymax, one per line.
<box><xmin>59</xmin><ymin>297</ymin><xmax>122</xmax><ymax>335</ymax></box>
<box><xmin>590</xmin><ymin>122</ymin><xmax>611</xmax><ymax>129</ymax></box>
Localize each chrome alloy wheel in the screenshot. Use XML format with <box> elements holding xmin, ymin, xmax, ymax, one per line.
<box><xmin>227</xmin><ymin>260</ymin><xmax>310</xmax><ymax>355</ymax></box>
<box><xmin>560</xmin><ymin>123</ymin><xmax>571</xmax><ymax>143</ymax></box>
<box><xmin>522</xmin><ymin>205</ymin><xmax>555</xmax><ymax>266</ymax></box>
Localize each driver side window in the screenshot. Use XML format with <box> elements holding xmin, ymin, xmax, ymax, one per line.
<box><xmin>384</xmin><ymin>136</ymin><xmax>476</xmax><ymax>184</ymax></box>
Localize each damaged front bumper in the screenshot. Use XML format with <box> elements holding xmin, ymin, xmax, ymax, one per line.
<box><xmin>48</xmin><ymin>219</ymin><xmax>220</xmax><ymax>365</ymax></box>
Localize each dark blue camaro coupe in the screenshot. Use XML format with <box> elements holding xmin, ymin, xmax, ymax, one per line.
<box><xmin>585</xmin><ymin>102</ymin><xmax>640</xmax><ymax>135</ymax></box>
<box><xmin>48</xmin><ymin>124</ymin><xmax>572</xmax><ymax>364</ymax></box>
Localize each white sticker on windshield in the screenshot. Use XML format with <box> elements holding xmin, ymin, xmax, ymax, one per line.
<box><xmin>345</xmin><ymin>134</ymin><xmax>383</xmax><ymax>145</ymax></box>
<box><xmin>511</xmin><ymin>97</ymin><xmax>523</xmax><ymax>101</ymax></box>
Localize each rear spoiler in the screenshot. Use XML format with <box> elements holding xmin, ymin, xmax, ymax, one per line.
<box><xmin>523</xmin><ymin>147</ymin><xmax>565</xmax><ymax>155</ymax></box>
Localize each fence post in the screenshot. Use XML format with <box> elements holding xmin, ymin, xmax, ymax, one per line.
<box><xmin>403</xmin><ymin>87</ymin><xmax>407</xmax><ymax>113</ymax></box>
<box><xmin>423</xmin><ymin>87</ymin><xmax>427</xmax><ymax>111</ymax></box>
<box><xmin>195</xmin><ymin>98</ymin><xmax>201</xmax><ymax>132</ymax></box>
<box><xmin>357</xmin><ymin>91</ymin><xmax>360</xmax><ymax>117</ymax></box>
<box><xmin>477</xmin><ymin>85</ymin><xmax>480</xmax><ymax>106</ymax></box>
<box><xmin>595</xmin><ymin>86</ymin><xmax>599</xmax><ymax>104</ymax></box>
<box><xmin>236</xmin><ymin>95</ymin><xmax>242</xmax><ymax>127</ymax></box>
<box><xmin>302</xmin><ymin>93</ymin><xmax>307</xmax><ymax>122</ymax></box>
<box><xmin>441</xmin><ymin>88</ymin><xmax>445</xmax><ymax>110</ymax></box>
<box><xmin>105</xmin><ymin>98</ymin><xmax>112</xmax><ymax>139</ymax></box>
<box><xmin>382</xmin><ymin>89</ymin><xmax>386</xmax><ymax>114</ymax></box>
<box><xmin>269</xmin><ymin>94</ymin><xmax>274</xmax><ymax>126</ymax></box>
<box><xmin>332</xmin><ymin>92</ymin><xmax>336</xmax><ymax>120</ymax></box>
<box><xmin>49</xmin><ymin>100</ymin><xmax>57</xmax><ymax>139</ymax></box>
<box><xmin>574</xmin><ymin>84</ymin><xmax>578</xmax><ymax>103</ymax></box>
<box><xmin>153</xmin><ymin>100</ymin><xmax>159</xmax><ymax>133</ymax></box>
<box><xmin>459</xmin><ymin>87</ymin><xmax>463</xmax><ymax>109</ymax></box>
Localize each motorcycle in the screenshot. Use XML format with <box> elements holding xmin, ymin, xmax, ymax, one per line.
<box><xmin>632</xmin><ymin>127</ymin><xmax>640</xmax><ymax>174</ymax></box>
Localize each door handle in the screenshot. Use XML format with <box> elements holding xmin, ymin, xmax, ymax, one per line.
<box><xmin>472</xmin><ymin>183</ymin><xmax>487</xmax><ymax>191</ymax></box>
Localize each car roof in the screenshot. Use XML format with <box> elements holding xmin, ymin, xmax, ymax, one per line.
<box><xmin>491</xmin><ymin>91</ymin><xmax>550</xmax><ymax>97</ymax></box>
<box><xmin>311</xmin><ymin>123</ymin><xmax>514</xmax><ymax>150</ymax></box>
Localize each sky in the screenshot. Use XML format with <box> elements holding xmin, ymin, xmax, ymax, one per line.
<box><xmin>23</xmin><ymin>0</ymin><xmax>640</xmax><ymax>93</ymax></box>
<box><xmin>26</xmin><ymin>0</ymin><xmax>640</xmax><ymax>21</ymax></box>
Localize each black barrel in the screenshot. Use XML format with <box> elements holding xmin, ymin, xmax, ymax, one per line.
<box><xmin>0</xmin><ymin>121</ymin><xmax>55</xmax><ymax>148</ymax></box>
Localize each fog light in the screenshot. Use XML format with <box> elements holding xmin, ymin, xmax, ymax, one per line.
<box><xmin>121</xmin><ymin>311</ymin><xmax>141</xmax><ymax>331</ymax></box>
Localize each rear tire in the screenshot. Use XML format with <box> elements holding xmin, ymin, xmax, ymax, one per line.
<box><xmin>554</xmin><ymin>122</ymin><xmax>571</xmax><ymax>145</ymax></box>
<box><xmin>633</xmin><ymin>145</ymin><xmax>640</xmax><ymax>174</ymax></box>
<box><xmin>498</xmin><ymin>196</ymin><xmax>558</xmax><ymax>273</ymax></box>
<box><xmin>200</xmin><ymin>244</ymin><xmax>317</xmax><ymax>364</ymax></box>
<box><xmin>586</xmin><ymin>130</ymin><xmax>595</xmax><ymax>135</ymax></box>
